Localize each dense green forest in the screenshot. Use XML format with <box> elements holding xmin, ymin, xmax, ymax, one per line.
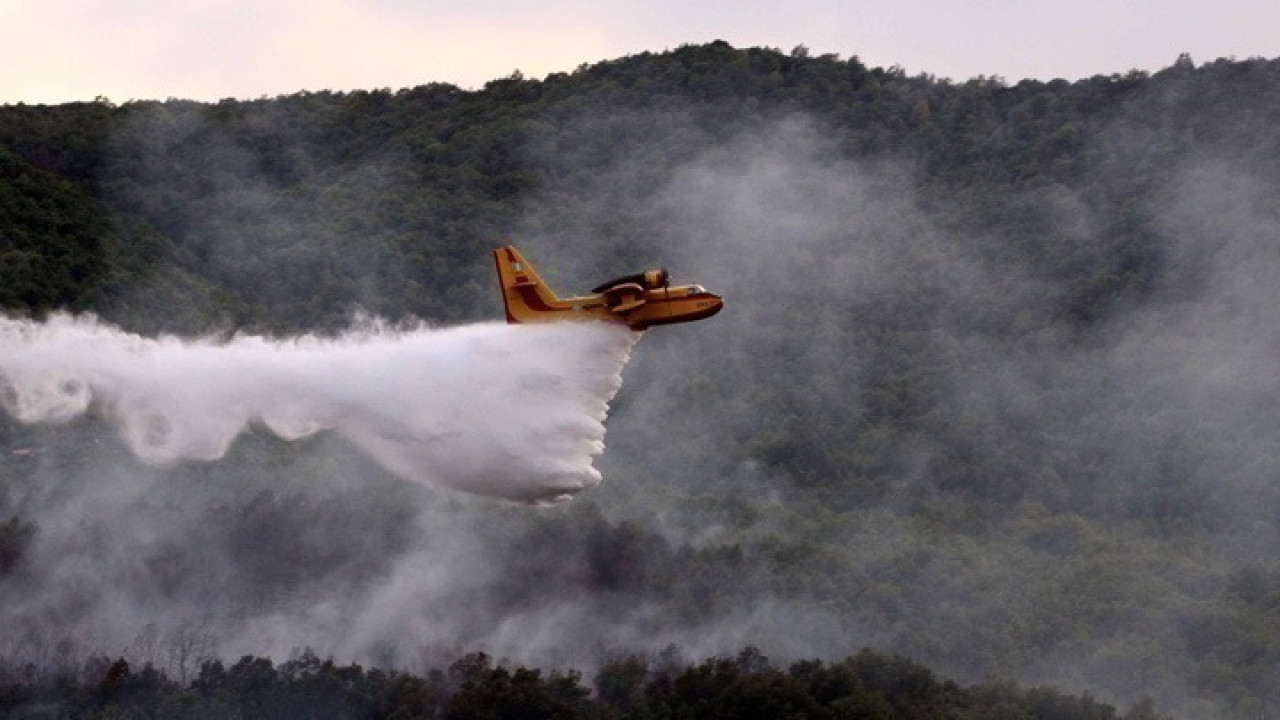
<box><xmin>4</xmin><ymin>42</ymin><xmax>1280</xmax><ymax>716</ymax></box>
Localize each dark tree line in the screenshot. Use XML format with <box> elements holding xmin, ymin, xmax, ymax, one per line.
<box><xmin>1</xmin><ymin>646</ymin><xmax>1153</xmax><ymax>719</ymax></box>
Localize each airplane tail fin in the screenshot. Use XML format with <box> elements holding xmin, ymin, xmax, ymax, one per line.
<box><xmin>493</xmin><ymin>245</ymin><xmax>566</xmax><ymax>323</ymax></box>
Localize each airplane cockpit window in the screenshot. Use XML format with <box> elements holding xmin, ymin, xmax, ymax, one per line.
<box><xmin>688</xmin><ymin>285</ymin><xmax>706</xmax><ymax>294</ymax></box>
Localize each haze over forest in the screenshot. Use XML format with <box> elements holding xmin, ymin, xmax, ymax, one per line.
<box><xmin>3</xmin><ymin>42</ymin><xmax>1280</xmax><ymax>717</ymax></box>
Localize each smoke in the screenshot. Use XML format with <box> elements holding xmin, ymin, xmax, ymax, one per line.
<box><xmin>0</xmin><ymin>313</ymin><xmax>636</xmax><ymax>505</ymax></box>
<box><xmin>510</xmin><ymin>104</ymin><xmax>1280</xmax><ymax>715</ymax></box>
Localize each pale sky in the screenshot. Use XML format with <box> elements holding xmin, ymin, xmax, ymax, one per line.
<box><xmin>2</xmin><ymin>1</ymin><xmax>1278</xmax><ymax>105</ymax></box>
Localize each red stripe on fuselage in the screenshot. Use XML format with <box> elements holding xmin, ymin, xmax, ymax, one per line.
<box><xmin>516</xmin><ymin>285</ymin><xmax>556</xmax><ymax>312</ymax></box>
<box><xmin>494</xmin><ymin>251</ymin><xmax>519</xmax><ymax>323</ymax></box>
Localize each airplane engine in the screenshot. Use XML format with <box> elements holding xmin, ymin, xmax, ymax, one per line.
<box><xmin>592</xmin><ymin>269</ymin><xmax>667</xmax><ymax>293</ymax></box>
<box><xmin>643</xmin><ymin>268</ymin><xmax>670</xmax><ymax>289</ymax></box>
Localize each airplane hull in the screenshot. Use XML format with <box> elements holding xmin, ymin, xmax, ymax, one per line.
<box><xmin>626</xmin><ymin>296</ymin><xmax>724</xmax><ymax>330</ymax></box>
<box><xmin>494</xmin><ymin>246</ymin><xmax>723</xmax><ymax>331</ymax></box>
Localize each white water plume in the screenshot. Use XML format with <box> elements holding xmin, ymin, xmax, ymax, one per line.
<box><xmin>0</xmin><ymin>313</ymin><xmax>637</xmax><ymax>504</ymax></box>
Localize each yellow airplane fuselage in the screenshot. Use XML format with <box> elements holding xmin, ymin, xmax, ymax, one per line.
<box><xmin>493</xmin><ymin>246</ymin><xmax>723</xmax><ymax>331</ymax></box>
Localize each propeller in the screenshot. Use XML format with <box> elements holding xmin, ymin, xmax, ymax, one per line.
<box><xmin>662</xmin><ymin>267</ymin><xmax>670</xmax><ymax>315</ymax></box>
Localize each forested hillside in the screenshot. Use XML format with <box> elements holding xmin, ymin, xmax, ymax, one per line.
<box><xmin>3</xmin><ymin>647</ymin><xmax>1138</xmax><ymax>719</ymax></box>
<box><xmin>4</xmin><ymin>42</ymin><xmax>1280</xmax><ymax>716</ymax></box>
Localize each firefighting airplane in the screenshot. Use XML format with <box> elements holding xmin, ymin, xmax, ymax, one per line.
<box><xmin>493</xmin><ymin>245</ymin><xmax>723</xmax><ymax>331</ymax></box>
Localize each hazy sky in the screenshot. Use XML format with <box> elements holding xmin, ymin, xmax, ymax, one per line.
<box><xmin>2</xmin><ymin>0</ymin><xmax>1278</xmax><ymax>104</ymax></box>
